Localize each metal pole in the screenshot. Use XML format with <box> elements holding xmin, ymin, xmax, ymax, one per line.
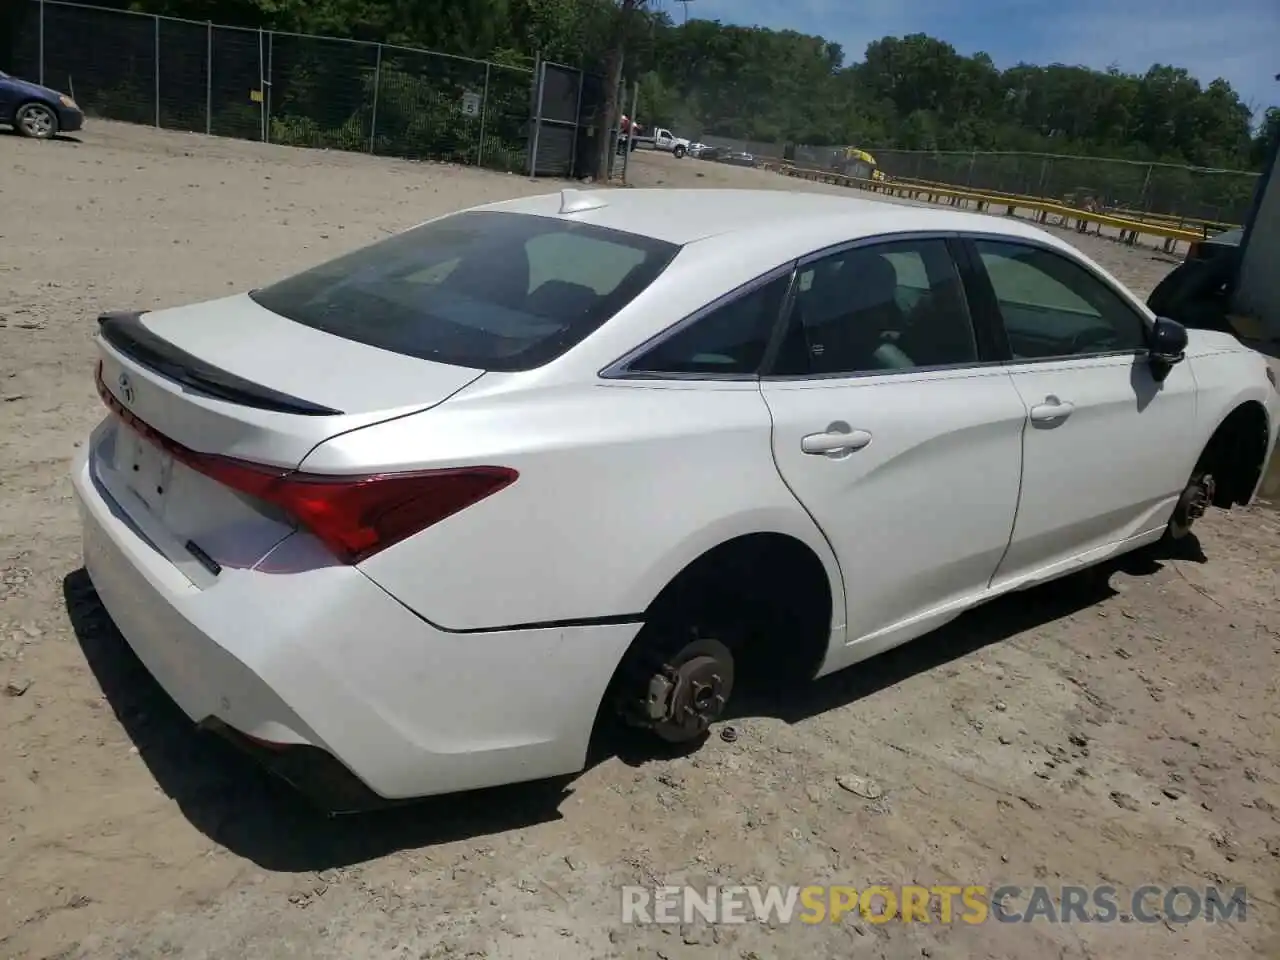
<box><xmin>567</xmin><ymin>66</ymin><xmax>584</xmax><ymax>178</ymax></box>
<box><xmin>611</xmin><ymin>62</ymin><xmax>625</xmax><ymax>180</ymax></box>
<box><xmin>205</xmin><ymin>22</ymin><xmax>212</xmax><ymax>135</ymax></box>
<box><xmin>529</xmin><ymin>61</ymin><xmax>546</xmax><ymax>178</ymax></box>
<box><xmin>256</xmin><ymin>28</ymin><xmax>264</xmax><ymax>142</ymax></box>
<box><xmin>368</xmin><ymin>44</ymin><xmax>382</xmax><ymax>154</ymax></box>
<box><xmin>264</xmin><ymin>31</ymin><xmax>273</xmax><ymax>143</ymax></box>
<box><xmin>38</xmin><ymin>0</ymin><xmax>45</xmax><ymax>86</ymax></box>
<box><xmin>477</xmin><ymin>61</ymin><xmax>490</xmax><ymax>167</ymax></box>
<box><xmin>153</xmin><ymin>15</ymin><xmax>160</xmax><ymax>128</ymax></box>
<box><xmin>1139</xmin><ymin>163</ymin><xmax>1153</xmax><ymax>212</ymax></box>
<box><xmin>622</xmin><ymin>80</ymin><xmax>638</xmax><ymax>183</ymax></box>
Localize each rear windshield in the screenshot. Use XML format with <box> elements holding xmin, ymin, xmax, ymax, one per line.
<box><xmin>249</xmin><ymin>210</ymin><xmax>680</xmax><ymax>371</ymax></box>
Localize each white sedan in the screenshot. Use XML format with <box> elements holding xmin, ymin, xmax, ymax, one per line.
<box><xmin>73</xmin><ymin>188</ymin><xmax>1279</xmax><ymax>810</ymax></box>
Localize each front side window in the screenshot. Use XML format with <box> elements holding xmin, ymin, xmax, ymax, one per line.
<box><xmin>771</xmin><ymin>238</ymin><xmax>979</xmax><ymax>376</ymax></box>
<box><xmin>626</xmin><ymin>274</ymin><xmax>791</xmax><ymax>376</ymax></box>
<box><xmin>250</xmin><ymin>211</ymin><xmax>680</xmax><ymax>371</ymax></box>
<box><xmin>973</xmin><ymin>240</ymin><xmax>1148</xmax><ymax>360</ymax></box>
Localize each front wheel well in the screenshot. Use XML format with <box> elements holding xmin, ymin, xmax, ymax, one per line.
<box><xmin>636</xmin><ymin>532</ymin><xmax>834</xmax><ymax>686</ymax></box>
<box><xmin>1199</xmin><ymin>401</ymin><xmax>1271</xmax><ymax>507</ymax></box>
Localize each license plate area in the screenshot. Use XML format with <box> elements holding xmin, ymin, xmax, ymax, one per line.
<box><xmin>116</xmin><ymin>422</ymin><xmax>174</xmax><ymax>518</ymax></box>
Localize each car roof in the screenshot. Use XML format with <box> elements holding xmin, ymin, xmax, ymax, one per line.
<box><xmin>1205</xmin><ymin>227</ymin><xmax>1243</xmax><ymax>246</ymax></box>
<box><xmin>476</xmin><ymin>187</ymin><xmax>1066</xmax><ymax>254</ymax></box>
<box><xmin>460</xmin><ymin>187</ymin><xmax>1153</xmax><ymax>383</ymax></box>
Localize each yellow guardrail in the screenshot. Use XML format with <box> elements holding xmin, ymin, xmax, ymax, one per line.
<box><xmin>1106</xmin><ymin>207</ymin><xmax>1237</xmax><ymax>235</ymax></box>
<box><xmin>761</xmin><ymin>162</ymin><xmax>1207</xmax><ymax>253</ymax></box>
<box><xmin>861</xmin><ymin>175</ymin><xmax>1238</xmax><ymax>237</ymax></box>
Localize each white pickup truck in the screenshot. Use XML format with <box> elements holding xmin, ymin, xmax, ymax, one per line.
<box><xmin>624</xmin><ymin>127</ymin><xmax>692</xmax><ymax>158</ymax></box>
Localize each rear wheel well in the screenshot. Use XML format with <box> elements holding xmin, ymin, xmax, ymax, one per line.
<box><xmin>1199</xmin><ymin>401</ymin><xmax>1271</xmax><ymax>507</ymax></box>
<box><xmin>637</xmin><ymin>532</ymin><xmax>833</xmax><ymax>686</ymax></box>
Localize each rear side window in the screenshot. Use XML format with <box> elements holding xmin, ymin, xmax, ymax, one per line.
<box><xmin>250</xmin><ymin>211</ymin><xmax>680</xmax><ymax>371</ymax></box>
<box><xmin>626</xmin><ymin>274</ymin><xmax>791</xmax><ymax>376</ymax></box>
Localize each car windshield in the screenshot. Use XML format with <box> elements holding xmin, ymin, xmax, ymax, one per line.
<box><xmin>250</xmin><ymin>211</ymin><xmax>680</xmax><ymax>371</ymax></box>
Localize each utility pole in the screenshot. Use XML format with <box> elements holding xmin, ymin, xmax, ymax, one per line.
<box><xmin>594</xmin><ymin>0</ymin><xmax>642</xmax><ymax>182</ymax></box>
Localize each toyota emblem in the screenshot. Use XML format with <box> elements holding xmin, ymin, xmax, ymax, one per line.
<box><xmin>117</xmin><ymin>372</ymin><xmax>135</xmax><ymax>406</ymax></box>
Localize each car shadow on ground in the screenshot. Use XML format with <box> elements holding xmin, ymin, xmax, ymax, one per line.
<box><xmin>62</xmin><ymin>536</ymin><xmax>1203</xmax><ymax>872</ymax></box>
<box><xmin>63</xmin><ymin>568</ymin><xmax>574</xmax><ymax>874</ymax></box>
<box><xmin>1</xmin><ymin>128</ymin><xmax>83</xmax><ymax>143</ymax></box>
<box><xmin>603</xmin><ymin>537</ymin><xmax>1205</xmax><ymax>765</ymax></box>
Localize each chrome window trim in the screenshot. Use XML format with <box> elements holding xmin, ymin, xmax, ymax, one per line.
<box><xmin>599</xmin><ymin>227</ymin><xmax>1157</xmax><ymax>384</ymax></box>
<box><xmin>759</xmin><ymin>359</ymin><xmax>1011</xmax><ymax>384</ymax></box>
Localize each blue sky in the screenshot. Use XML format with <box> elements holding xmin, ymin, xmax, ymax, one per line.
<box><xmin>683</xmin><ymin>0</ymin><xmax>1279</xmax><ymax>117</ymax></box>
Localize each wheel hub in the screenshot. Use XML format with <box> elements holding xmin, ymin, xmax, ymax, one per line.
<box><xmin>1170</xmin><ymin>473</ymin><xmax>1215</xmax><ymax>538</ymax></box>
<box><xmin>636</xmin><ymin>637</ymin><xmax>735</xmax><ymax>743</ymax></box>
<box><xmin>22</xmin><ymin>108</ymin><xmax>54</xmax><ymax>137</ymax></box>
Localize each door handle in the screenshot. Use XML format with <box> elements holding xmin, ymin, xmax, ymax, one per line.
<box><xmin>801</xmin><ymin>425</ymin><xmax>872</xmax><ymax>456</ymax></box>
<box><xmin>1029</xmin><ymin>397</ymin><xmax>1074</xmax><ymax>423</ymax></box>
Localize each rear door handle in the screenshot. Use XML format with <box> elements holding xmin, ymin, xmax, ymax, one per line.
<box><xmin>1029</xmin><ymin>397</ymin><xmax>1074</xmax><ymax>423</ymax></box>
<box><xmin>801</xmin><ymin>425</ymin><xmax>872</xmax><ymax>457</ymax></box>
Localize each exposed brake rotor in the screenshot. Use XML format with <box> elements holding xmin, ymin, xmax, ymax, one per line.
<box><xmin>1170</xmin><ymin>472</ymin><xmax>1215</xmax><ymax>538</ymax></box>
<box><xmin>637</xmin><ymin>636</ymin><xmax>736</xmax><ymax>744</ymax></box>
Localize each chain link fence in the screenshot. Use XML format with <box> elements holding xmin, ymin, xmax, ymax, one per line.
<box><xmin>782</xmin><ymin>146</ymin><xmax>1258</xmax><ymax>226</ymax></box>
<box><xmin>681</xmin><ymin>131</ymin><xmax>1259</xmax><ymax>225</ymax></box>
<box><xmin>866</xmin><ymin>149</ymin><xmax>1260</xmax><ymax>226</ymax></box>
<box><xmin>9</xmin><ymin>0</ymin><xmax>533</xmax><ymax>172</ymax></box>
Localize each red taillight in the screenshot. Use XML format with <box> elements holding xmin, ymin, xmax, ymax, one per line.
<box><xmin>95</xmin><ymin>361</ymin><xmax>517</xmax><ymax>563</ymax></box>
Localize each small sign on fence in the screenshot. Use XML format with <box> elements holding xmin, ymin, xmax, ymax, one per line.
<box><xmin>461</xmin><ymin>91</ymin><xmax>482</xmax><ymax>117</ymax></box>
<box><xmin>249</xmin><ymin>90</ymin><xmax>264</xmax><ymax>103</ymax></box>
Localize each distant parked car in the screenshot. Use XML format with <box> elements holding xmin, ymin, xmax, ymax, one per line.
<box><xmin>0</xmin><ymin>70</ymin><xmax>84</xmax><ymax>139</ymax></box>
<box><xmin>1145</xmin><ymin>227</ymin><xmax>1244</xmax><ymax>334</ymax></box>
<box><xmin>720</xmin><ymin>151</ymin><xmax>757</xmax><ymax>167</ymax></box>
<box><xmin>1183</xmin><ymin>226</ymin><xmax>1243</xmax><ymax>264</ymax></box>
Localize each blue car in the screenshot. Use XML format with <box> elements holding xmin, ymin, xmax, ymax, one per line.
<box><xmin>0</xmin><ymin>69</ymin><xmax>84</xmax><ymax>139</ymax></box>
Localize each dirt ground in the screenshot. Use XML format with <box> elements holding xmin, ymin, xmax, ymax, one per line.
<box><xmin>1</xmin><ymin>122</ymin><xmax>1278</xmax><ymax>960</ymax></box>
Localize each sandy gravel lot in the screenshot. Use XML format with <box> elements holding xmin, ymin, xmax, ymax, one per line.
<box><xmin>1</xmin><ymin>123</ymin><xmax>1278</xmax><ymax>960</ymax></box>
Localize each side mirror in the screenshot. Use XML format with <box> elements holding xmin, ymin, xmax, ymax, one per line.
<box><xmin>1148</xmin><ymin>316</ymin><xmax>1187</xmax><ymax>380</ymax></box>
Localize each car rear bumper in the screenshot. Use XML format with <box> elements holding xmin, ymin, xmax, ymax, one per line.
<box><xmin>71</xmin><ymin>431</ymin><xmax>639</xmax><ymax>808</ymax></box>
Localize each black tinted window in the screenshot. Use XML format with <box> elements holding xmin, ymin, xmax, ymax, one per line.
<box><xmin>250</xmin><ymin>211</ymin><xmax>679</xmax><ymax>371</ymax></box>
<box><xmin>772</xmin><ymin>238</ymin><xmax>978</xmax><ymax>376</ymax></box>
<box><xmin>974</xmin><ymin>240</ymin><xmax>1147</xmax><ymax>359</ymax></box>
<box><xmin>627</xmin><ymin>274</ymin><xmax>791</xmax><ymax>376</ymax></box>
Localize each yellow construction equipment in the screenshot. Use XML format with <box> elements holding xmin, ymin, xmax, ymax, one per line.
<box><xmin>831</xmin><ymin>146</ymin><xmax>886</xmax><ymax>182</ymax></box>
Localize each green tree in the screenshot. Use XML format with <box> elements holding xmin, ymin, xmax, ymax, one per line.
<box><xmin>69</xmin><ymin>0</ymin><xmax>1273</xmax><ymax>173</ymax></box>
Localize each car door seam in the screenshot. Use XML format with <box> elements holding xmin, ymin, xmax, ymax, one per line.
<box><xmin>754</xmin><ymin>380</ymin><xmax>849</xmax><ymax>619</ymax></box>
<box><xmin>988</xmin><ymin>369</ymin><xmax>1031</xmax><ymax>590</ymax></box>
